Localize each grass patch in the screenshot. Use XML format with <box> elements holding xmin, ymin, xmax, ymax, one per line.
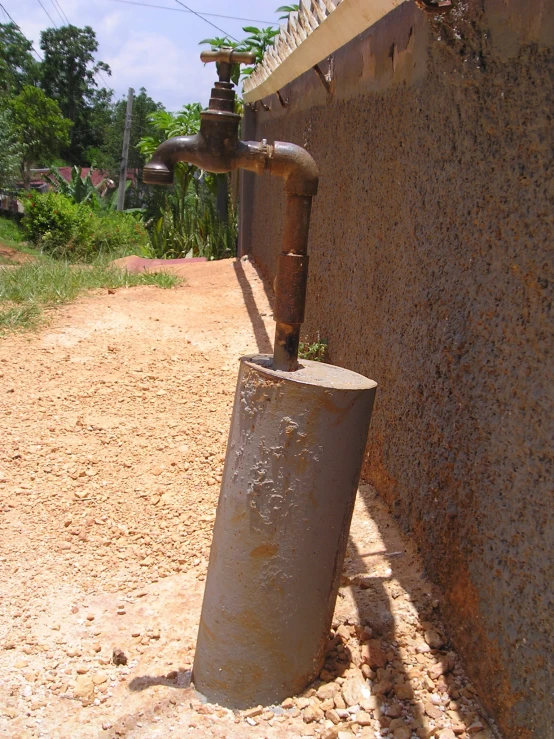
<box><xmin>0</xmin><ymin>216</ymin><xmax>25</xmax><ymax>245</ymax></box>
<box><xmin>0</xmin><ymin>259</ymin><xmax>179</xmax><ymax>335</ymax></box>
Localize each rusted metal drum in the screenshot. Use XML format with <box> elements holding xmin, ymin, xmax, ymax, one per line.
<box><xmin>193</xmin><ymin>354</ymin><xmax>377</xmax><ymax>708</ymax></box>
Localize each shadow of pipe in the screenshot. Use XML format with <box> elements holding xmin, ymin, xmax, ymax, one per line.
<box><xmin>344</xmin><ymin>531</ymin><xmax>427</xmax><ymax>737</ymax></box>
<box><xmin>128</xmin><ymin>669</ymin><xmax>192</xmax><ymax>692</ymax></box>
<box><xmin>232</xmin><ymin>258</ymin><xmax>273</xmax><ymax>354</ymax></box>
<box><xmin>341</xmin><ymin>484</ymin><xmax>496</xmax><ymax>738</ymax></box>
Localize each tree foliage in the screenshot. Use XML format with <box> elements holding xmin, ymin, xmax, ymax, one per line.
<box><xmin>10</xmin><ymin>85</ymin><xmax>72</xmax><ymax>187</ymax></box>
<box><xmin>0</xmin><ymin>110</ymin><xmax>21</xmax><ymax>190</ymax></box>
<box><xmin>40</xmin><ymin>25</ymin><xmax>112</xmax><ymax>163</ymax></box>
<box><xmin>0</xmin><ymin>23</ymin><xmax>39</xmax><ymax>97</ymax></box>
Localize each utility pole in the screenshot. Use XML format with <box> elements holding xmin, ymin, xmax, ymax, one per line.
<box><xmin>117</xmin><ymin>87</ymin><xmax>134</xmax><ymax>211</ymax></box>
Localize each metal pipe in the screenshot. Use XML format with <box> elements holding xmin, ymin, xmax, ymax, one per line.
<box><xmin>192</xmin><ymin>354</ymin><xmax>377</xmax><ymax>708</ymax></box>
<box><xmin>143</xmin><ymin>51</ymin><xmax>318</xmax><ymax>371</ymax></box>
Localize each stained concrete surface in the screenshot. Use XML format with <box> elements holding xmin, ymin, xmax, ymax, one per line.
<box><xmin>244</xmin><ymin>1</ymin><xmax>554</xmax><ymax>736</ymax></box>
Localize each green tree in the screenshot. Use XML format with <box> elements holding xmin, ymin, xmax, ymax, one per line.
<box><xmin>0</xmin><ymin>109</ymin><xmax>22</xmax><ymax>189</ymax></box>
<box><xmin>40</xmin><ymin>25</ymin><xmax>112</xmax><ymax>163</ymax></box>
<box><xmin>0</xmin><ymin>23</ymin><xmax>39</xmax><ymax>97</ymax></box>
<box><xmin>11</xmin><ymin>85</ymin><xmax>72</xmax><ymax>188</ymax></box>
<box><xmin>98</xmin><ymin>88</ymin><xmax>163</xmax><ymax>176</ymax></box>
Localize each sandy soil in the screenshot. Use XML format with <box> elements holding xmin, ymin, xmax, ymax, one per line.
<box><xmin>0</xmin><ymin>258</ymin><xmax>500</xmax><ymax>739</ymax></box>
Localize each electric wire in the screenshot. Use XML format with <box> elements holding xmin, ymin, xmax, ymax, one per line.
<box><xmin>52</xmin><ymin>0</ymin><xmax>71</xmax><ymax>25</ymax></box>
<box><xmin>0</xmin><ymin>3</ymin><xmax>43</xmax><ymax>60</ymax></box>
<box><xmin>110</xmin><ymin>0</ymin><xmax>276</xmax><ymax>25</ymax></box>
<box><xmin>48</xmin><ymin>0</ymin><xmax>66</xmax><ymax>25</ymax></box>
<box><xmin>173</xmin><ymin>0</ymin><xmax>239</xmax><ymax>41</ymax></box>
<box><xmin>37</xmin><ymin>0</ymin><xmax>58</xmax><ymax>27</ymax></box>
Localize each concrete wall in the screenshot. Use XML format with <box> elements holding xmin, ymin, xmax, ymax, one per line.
<box><xmin>244</xmin><ymin>2</ymin><xmax>554</xmax><ymax>736</ymax></box>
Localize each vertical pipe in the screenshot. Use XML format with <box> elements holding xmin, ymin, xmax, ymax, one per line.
<box><xmin>273</xmin><ymin>194</ymin><xmax>313</xmax><ymax>371</ymax></box>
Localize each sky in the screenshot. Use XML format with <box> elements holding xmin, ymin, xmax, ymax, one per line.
<box><xmin>4</xmin><ymin>0</ymin><xmax>282</xmax><ymax>110</ymax></box>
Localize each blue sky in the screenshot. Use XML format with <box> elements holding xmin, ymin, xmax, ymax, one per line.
<box><xmin>6</xmin><ymin>0</ymin><xmax>282</xmax><ymax>109</ymax></box>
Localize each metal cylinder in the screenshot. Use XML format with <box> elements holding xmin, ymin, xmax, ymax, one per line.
<box><xmin>193</xmin><ymin>354</ymin><xmax>377</xmax><ymax>708</ymax></box>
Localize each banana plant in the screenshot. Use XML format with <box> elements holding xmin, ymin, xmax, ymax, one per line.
<box><xmin>44</xmin><ymin>165</ymin><xmax>105</xmax><ymax>208</ymax></box>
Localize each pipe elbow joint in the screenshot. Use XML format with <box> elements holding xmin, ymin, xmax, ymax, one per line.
<box><xmin>269</xmin><ymin>142</ymin><xmax>319</xmax><ymax>197</ymax></box>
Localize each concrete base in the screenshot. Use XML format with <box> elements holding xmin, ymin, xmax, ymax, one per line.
<box><xmin>193</xmin><ymin>354</ymin><xmax>377</xmax><ymax>708</ymax></box>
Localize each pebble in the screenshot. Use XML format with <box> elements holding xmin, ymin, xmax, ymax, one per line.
<box><xmin>424</xmin><ymin>629</ymin><xmax>445</xmax><ymax>649</ymax></box>
<box><xmin>393</xmin><ymin>726</ymin><xmax>412</xmax><ymax>739</ymax></box>
<box><xmin>73</xmin><ymin>674</ymin><xmax>94</xmax><ymax>704</ymax></box>
<box><xmin>303</xmin><ymin>703</ymin><xmax>324</xmax><ymax>723</ymax></box>
<box><xmin>341</xmin><ymin>671</ymin><xmax>371</xmax><ymax>707</ymax></box>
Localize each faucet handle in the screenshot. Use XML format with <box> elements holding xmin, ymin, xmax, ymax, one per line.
<box><xmin>201</xmin><ymin>48</ymin><xmax>257</xmax><ymax>85</ymax></box>
<box><xmin>200</xmin><ymin>48</ymin><xmax>256</xmax><ymax>66</ymax></box>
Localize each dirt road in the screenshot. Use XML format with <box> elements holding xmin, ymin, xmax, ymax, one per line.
<box><xmin>0</xmin><ymin>258</ymin><xmax>498</xmax><ymax>739</ymax></box>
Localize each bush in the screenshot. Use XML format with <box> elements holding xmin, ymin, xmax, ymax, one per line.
<box><xmin>21</xmin><ymin>191</ymin><xmax>151</xmax><ymax>261</ymax></box>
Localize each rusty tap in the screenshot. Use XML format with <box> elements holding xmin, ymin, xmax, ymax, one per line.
<box><xmin>143</xmin><ymin>49</ymin><xmax>319</xmax><ymax>372</ymax></box>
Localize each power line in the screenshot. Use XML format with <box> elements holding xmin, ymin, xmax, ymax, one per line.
<box><xmin>0</xmin><ymin>3</ymin><xmax>43</xmax><ymax>60</ymax></box>
<box><xmin>173</xmin><ymin>0</ymin><xmax>239</xmax><ymax>41</ymax></box>
<box><xmin>37</xmin><ymin>0</ymin><xmax>58</xmax><ymax>27</ymax></box>
<box><xmin>51</xmin><ymin>0</ymin><xmax>71</xmax><ymax>25</ymax></box>
<box><xmin>48</xmin><ymin>0</ymin><xmax>65</xmax><ymax>25</ymax></box>
<box><xmin>111</xmin><ymin>0</ymin><xmax>276</xmax><ymax>25</ymax></box>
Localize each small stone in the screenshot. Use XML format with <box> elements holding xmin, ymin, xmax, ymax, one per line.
<box><xmin>361</xmin><ymin>639</ymin><xmax>388</xmax><ymax>669</ymax></box>
<box><xmin>76</xmin><ymin>666</ymin><xmax>89</xmax><ymax>674</ymax></box>
<box><xmin>325</xmin><ymin>709</ymin><xmax>341</xmax><ymax>725</ymax></box>
<box><xmin>303</xmin><ymin>703</ymin><xmax>324</xmax><ymax>723</ymax></box>
<box><xmin>92</xmin><ymin>673</ymin><xmax>107</xmax><ymax>685</ymax></box>
<box><xmin>393</xmin><ymin>726</ymin><xmax>412</xmax><ymax>739</ymax></box>
<box><xmin>385</xmin><ymin>702</ymin><xmax>402</xmax><ymax>718</ymax></box>
<box><xmin>437</xmin><ymin>731</ymin><xmax>456</xmax><ymax>739</ymax></box>
<box><xmin>320</xmin><ymin>669</ymin><xmax>336</xmax><ymax>681</ymax></box>
<box><xmin>334</xmin><ymin>693</ymin><xmax>346</xmax><ymax>709</ymax></box>
<box><xmin>74</xmin><ymin>674</ymin><xmax>95</xmax><ymax>703</ymax></box>
<box><xmin>102</xmin><ymin>721</ymin><xmax>112</xmax><ymax>730</ymax></box>
<box><xmin>112</xmin><ymin>648</ymin><xmax>128</xmax><ymax>666</ymax></box>
<box><xmin>424</xmin><ymin>630</ymin><xmax>445</xmax><ymax>649</ymax></box>
<box><xmin>424</xmin><ymin>702</ymin><xmax>443</xmax><ymax>720</ymax></box>
<box><xmin>342</xmin><ymin>671</ymin><xmax>371</xmax><ymax>707</ymax></box>
<box><xmin>355</xmin><ymin>711</ymin><xmax>372</xmax><ymax>726</ymax></box>
<box><xmin>467</xmin><ymin>721</ymin><xmax>485</xmax><ymax>734</ymax></box>
<box><xmin>373</xmin><ymin>678</ymin><xmax>394</xmax><ymax>696</ymax></box>
<box><xmin>281</xmin><ymin>697</ymin><xmax>294</xmax><ymax>709</ymax></box>
<box><xmin>394</xmin><ymin>682</ymin><xmax>412</xmax><ymax>700</ymax></box>
<box><xmin>429</xmin><ymin>661</ymin><xmax>447</xmax><ymax>679</ymax></box>
<box><xmin>321</xmin><ymin>728</ymin><xmax>339</xmax><ymax>739</ymax></box>
<box><xmin>243</xmin><ymin>706</ymin><xmax>263</xmax><ymax>719</ymax></box>
<box><xmin>14</xmin><ymin>660</ymin><xmax>29</xmax><ymax>669</ymax></box>
<box><xmin>360</xmin><ymin>694</ymin><xmax>379</xmax><ymax>711</ymax></box>
<box><xmin>317</xmin><ymin>682</ymin><xmax>340</xmax><ymax>701</ymax></box>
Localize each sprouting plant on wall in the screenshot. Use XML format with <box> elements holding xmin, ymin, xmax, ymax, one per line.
<box><xmin>276</xmin><ymin>4</ymin><xmax>300</xmax><ymax>21</ymax></box>
<box><xmin>299</xmin><ymin>334</ymin><xmax>328</xmax><ymax>362</ymax></box>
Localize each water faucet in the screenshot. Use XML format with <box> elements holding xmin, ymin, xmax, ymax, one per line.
<box><xmin>143</xmin><ymin>49</ymin><xmax>319</xmax><ymax>372</ymax></box>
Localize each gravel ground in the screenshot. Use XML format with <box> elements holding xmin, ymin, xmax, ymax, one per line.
<box><xmin>0</xmin><ymin>258</ymin><xmax>501</xmax><ymax>739</ymax></box>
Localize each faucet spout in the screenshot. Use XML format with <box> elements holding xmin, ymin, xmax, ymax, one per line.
<box><xmin>143</xmin><ymin>134</ymin><xmax>204</xmax><ymax>185</ymax></box>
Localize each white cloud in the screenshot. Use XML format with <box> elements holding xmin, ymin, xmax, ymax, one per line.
<box><xmin>105</xmin><ymin>31</ymin><xmax>215</xmax><ymax>107</ymax></box>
